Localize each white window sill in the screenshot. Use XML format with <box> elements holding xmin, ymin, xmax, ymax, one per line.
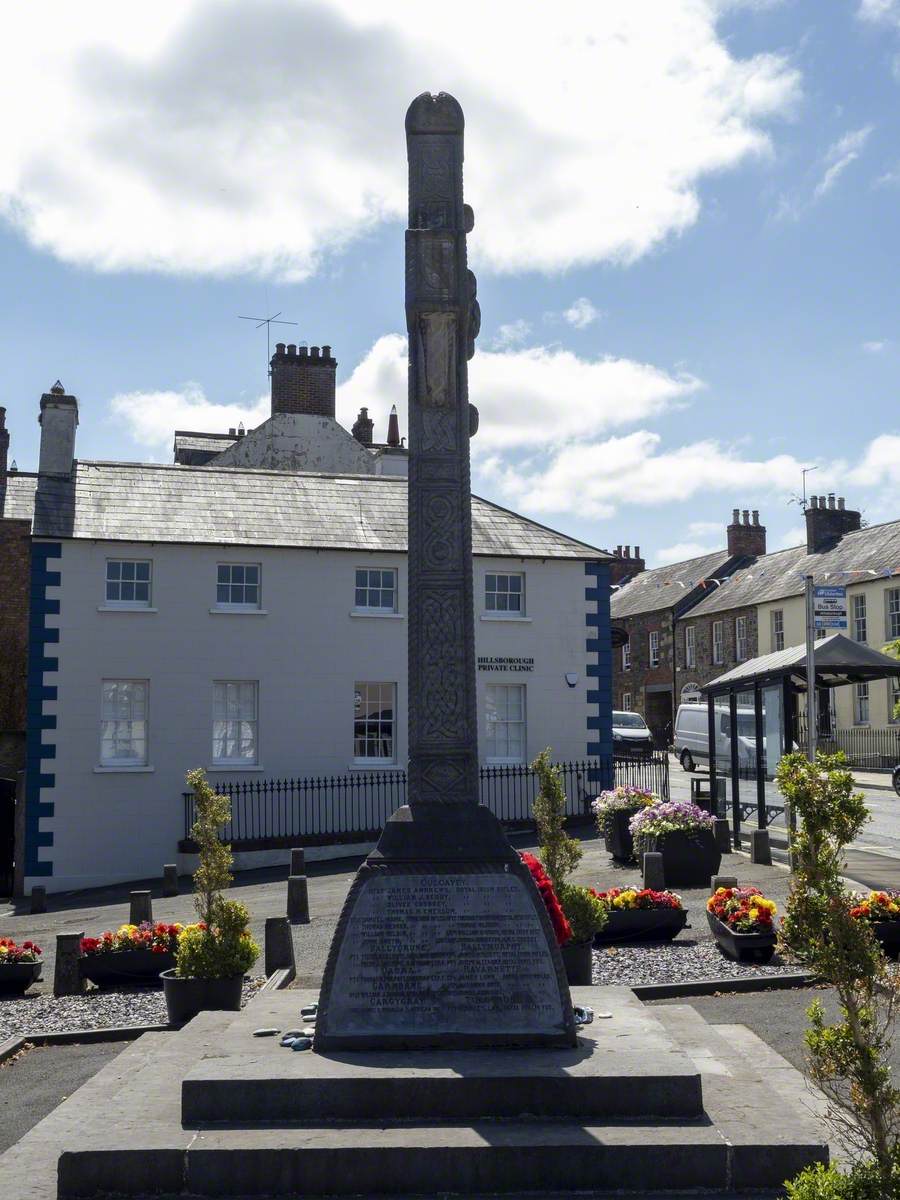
<box><xmin>480</xmin><ymin>614</ymin><xmax>531</xmax><ymax>623</ymax></box>
<box><xmin>209</xmin><ymin>607</ymin><xmax>268</xmax><ymax>616</ymax></box>
<box><xmin>484</xmin><ymin>759</ymin><xmax>526</xmax><ymax>767</ymax></box>
<box><xmin>349</xmin><ymin>610</ymin><xmax>404</xmax><ymax>619</ymax></box>
<box><xmin>349</xmin><ymin>762</ymin><xmax>398</xmax><ymax>771</ymax></box>
<box><xmin>94</xmin><ymin>765</ymin><xmax>155</xmax><ymax>774</ymax></box>
<box><xmin>97</xmin><ymin>605</ymin><xmax>158</xmax><ymax>613</ymax></box>
<box><xmin>209</xmin><ymin>764</ymin><xmax>264</xmax><ymax>772</ymax></box>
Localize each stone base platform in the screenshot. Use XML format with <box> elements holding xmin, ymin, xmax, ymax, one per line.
<box><xmin>0</xmin><ymin>987</ymin><xmax>828</xmax><ymax>1199</ymax></box>
<box><xmin>182</xmin><ymin>988</ymin><xmax>701</xmax><ymax>1123</ymax></box>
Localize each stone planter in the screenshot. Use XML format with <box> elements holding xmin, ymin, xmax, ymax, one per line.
<box><xmin>706</xmin><ymin>911</ymin><xmax>776</xmax><ymax>963</ymax></box>
<box><xmin>0</xmin><ymin>961</ymin><xmax>42</xmax><ymax>996</ymax></box>
<box><xmin>80</xmin><ymin>949</ymin><xmax>175</xmax><ymax>989</ymax></box>
<box><xmin>871</xmin><ymin>921</ymin><xmax>900</xmax><ymax>960</ymax></box>
<box><xmin>608</xmin><ymin>808</ymin><xmax>639</xmax><ymax>863</ymax></box>
<box><xmin>559</xmin><ymin>940</ymin><xmax>593</xmax><ymax>986</ymax></box>
<box><xmin>646</xmin><ymin>829</ymin><xmax>721</xmax><ymax>887</ymax></box>
<box><xmin>160</xmin><ymin>969</ymin><xmax>243</xmax><ymax>1025</ymax></box>
<box><xmin>594</xmin><ymin>907</ymin><xmax>687</xmax><ymax>946</ymax></box>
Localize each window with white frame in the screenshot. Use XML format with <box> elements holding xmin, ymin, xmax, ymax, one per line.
<box><xmin>771</xmin><ymin>609</ymin><xmax>784</xmax><ymax>652</ymax></box>
<box><xmin>354</xmin><ymin>568</ymin><xmax>397</xmax><ymax>613</ymax></box>
<box><xmin>712</xmin><ymin>620</ymin><xmax>724</xmax><ymax>665</ymax></box>
<box><xmin>649</xmin><ymin>630</ymin><xmax>660</xmax><ymax>668</ymax></box>
<box><xmin>621</xmin><ymin>692</ymin><xmax>632</xmax><ymax>711</ymax></box>
<box><xmin>353</xmin><ymin>682</ymin><xmax>396</xmax><ymax>763</ymax></box>
<box><xmin>622</xmin><ymin>640</ymin><xmax>631</xmax><ymax>670</ymax></box>
<box><xmin>684</xmin><ymin>625</ymin><xmax>696</xmax><ymax>669</ymax></box>
<box><xmin>816</xmin><ymin>627</ymin><xmax>827</xmax><ymax>641</ymax></box>
<box><xmin>735</xmin><ymin>616</ymin><xmax>748</xmax><ymax>661</ymax></box>
<box><xmin>853</xmin><ymin>594</ymin><xmax>867</xmax><ymax>644</ymax></box>
<box><xmin>216</xmin><ymin>564</ymin><xmax>261</xmax><ymax>609</ymax></box>
<box><xmin>213</xmin><ymin>681</ymin><xmax>259</xmax><ymax>765</ymax></box>
<box><xmin>100</xmin><ymin>680</ymin><xmax>148</xmax><ymax>766</ymax></box>
<box><xmin>485</xmin><ymin>573</ymin><xmax>524</xmax><ymax>615</ymax></box>
<box><xmin>485</xmin><ymin>684</ymin><xmax>526</xmax><ymax>762</ymax></box>
<box><xmin>888</xmin><ymin>588</ymin><xmax>900</xmax><ymax>640</ymax></box>
<box><xmin>889</xmin><ymin>677</ymin><xmax>900</xmax><ymax>724</ymax></box>
<box><xmin>105</xmin><ymin>560</ymin><xmax>152</xmax><ymax>607</ymax></box>
<box><xmin>854</xmin><ymin>682</ymin><xmax>870</xmax><ymax>726</ymax></box>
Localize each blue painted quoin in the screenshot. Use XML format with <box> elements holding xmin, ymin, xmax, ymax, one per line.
<box><xmin>585</xmin><ymin>559</ymin><xmax>613</xmax><ymax>791</ymax></box>
<box><xmin>24</xmin><ymin>541</ymin><xmax>61</xmax><ymax>878</ymax></box>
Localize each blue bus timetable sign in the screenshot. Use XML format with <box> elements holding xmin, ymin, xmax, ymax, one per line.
<box><xmin>813</xmin><ymin>585</ymin><xmax>847</xmax><ymax>630</ymax></box>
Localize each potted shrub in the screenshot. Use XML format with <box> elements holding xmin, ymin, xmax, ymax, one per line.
<box><xmin>592</xmin><ymin>787</ymin><xmax>657</xmax><ymax>862</ymax></box>
<box><xmin>630</xmin><ymin>799</ymin><xmax>720</xmax><ymax>887</ymax></box>
<box><xmin>556</xmin><ymin>884</ymin><xmax>608</xmax><ymax>984</ymax></box>
<box><xmin>850</xmin><ymin>890</ymin><xmax>900</xmax><ymax>959</ymax></box>
<box><xmin>706</xmin><ymin>886</ymin><xmax>777</xmax><ymax>962</ymax></box>
<box><xmin>80</xmin><ymin>922</ymin><xmax>184</xmax><ymax>988</ymax></box>
<box><xmin>161</xmin><ymin>769</ymin><xmax>259</xmax><ymax>1025</ymax></box>
<box><xmin>592</xmin><ymin>886</ymin><xmax>687</xmax><ymax>945</ymax></box>
<box><xmin>0</xmin><ymin>937</ymin><xmax>42</xmax><ymax>995</ymax></box>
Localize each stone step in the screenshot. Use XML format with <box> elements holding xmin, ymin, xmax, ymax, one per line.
<box><xmin>182</xmin><ymin>988</ymin><xmax>702</xmax><ymax>1123</ymax></box>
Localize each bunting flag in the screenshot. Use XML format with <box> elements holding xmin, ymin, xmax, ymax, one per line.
<box><xmin>610</xmin><ymin>563</ymin><xmax>900</xmax><ymax>593</ymax></box>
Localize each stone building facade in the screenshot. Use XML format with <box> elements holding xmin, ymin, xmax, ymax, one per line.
<box><xmin>0</xmin><ymin>407</ymin><xmax>31</xmax><ymax>780</ymax></box>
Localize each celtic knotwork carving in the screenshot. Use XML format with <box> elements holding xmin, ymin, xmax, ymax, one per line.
<box><xmin>418</xmin><ymin>591</ymin><xmax>464</xmax><ymax>741</ymax></box>
<box><xmin>421</xmin><ymin>492</ymin><xmax>460</xmax><ymax>570</ymax></box>
<box><xmin>421</xmin><ymin>410</ymin><xmax>457</xmax><ymax>454</ymax></box>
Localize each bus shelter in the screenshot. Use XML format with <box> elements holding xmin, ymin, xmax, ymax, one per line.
<box><xmin>703</xmin><ymin>633</ymin><xmax>900</xmax><ymax>846</ymax></box>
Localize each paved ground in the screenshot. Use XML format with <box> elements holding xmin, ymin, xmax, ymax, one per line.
<box><xmin>0</xmin><ymin>1040</ymin><xmax>125</xmax><ymax>1154</ymax></box>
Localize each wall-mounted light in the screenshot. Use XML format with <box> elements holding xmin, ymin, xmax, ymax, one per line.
<box><xmin>565</xmin><ymin>672</ymin><xmax>579</xmax><ymax>688</ymax></box>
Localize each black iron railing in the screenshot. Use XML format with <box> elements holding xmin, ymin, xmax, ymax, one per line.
<box><xmin>797</xmin><ymin>724</ymin><xmax>900</xmax><ymax>770</ymax></box>
<box><xmin>179</xmin><ymin>752</ymin><xmax>670</xmax><ymax>850</ymax></box>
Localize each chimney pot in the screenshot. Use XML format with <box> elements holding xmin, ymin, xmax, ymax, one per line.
<box><xmin>386</xmin><ymin>404</ymin><xmax>401</xmax><ymax>448</ymax></box>
<box><xmin>310</xmin><ymin>346</ymin><xmax>320</xmax><ymax>360</ymax></box>
<box><xmin>828</xmin><ymin>493</ymin><xmax>836</xmax><ymax>510</ymax></box>
<box><xmin>752</xmin><ymin>510</ymin><xmax>759</xmax><ymax>526</ymax></box>
<box><xmin>322</xmin><ymin>345</ymin><xmax>331</xmax><ymax>358</ymax></box>
<box><xmin>616</xmin><ymin>545</ymin><xmax>622</xmax><ymax>556</ymax></box>
<box><xmin>50</xmin><ymin>380</ymin><xmax>65</xmax><ymax>395</ymax></box>
<box><xmin>275</xmin><ymin>342</ymin><xmax>285</xmax><ymax>355</ymax></box>
<box><xmin>287</xmin><ymin>344</ymin><xmax>296</xmax><ymax>356</ymax></box>
<box><xmin>299</xmin><ymin>345</ymin><xmax>308</xmax><ymax>357</ymax></box>
<box><xmin>228</xmin><ymin>427</ymin><xmax>236</xmax><ymax>436</ymax></box>
<box><xmin>731</xmin><ymin>508</ymin><xmax>738</xmax><ymax>524</ymax></box>
<box><xmin>742</xmin><ymin>509</ymin><xmax>750</xmax><ymax>525</ymax></box>
<box><xmin>634</xmin><ymin>545</ymin><xmax>640</xmax><ymax>559</ymax></box>
<box><xmin>838</xmin><ymin>496</ymin><xmax>845</xmax><ymax>510</ymax></box>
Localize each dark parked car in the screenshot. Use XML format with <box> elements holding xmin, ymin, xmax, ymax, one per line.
<box><xmin>612</xmin><ymin>710</ymin><xmax>654</xmax><ymax>758</ymax></box>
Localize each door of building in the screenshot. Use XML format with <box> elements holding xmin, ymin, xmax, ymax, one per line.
<box><xmin>0</xmin><ymin>778</ymin><xmax>14</xmax><ymax>897</ymax></box>
<box><xmin>644</xmin><ymin>689</ymin><xmax>674</xmax><ymax>750</ymax></box>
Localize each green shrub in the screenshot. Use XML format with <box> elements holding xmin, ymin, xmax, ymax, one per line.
<box><xmin>176</xmin><ymin>899</ymin><xmax>259</xmax><ymax>981</ymax></box>
<box><xmin>556</xmin><ymin>884</ymin><xmax>608</xmax><ymax>944</ymax></box>
<box><xmin>531</xmin><ymin>749</ymin><xmax>581</xmax><ymax>892</ymax></box>
<box><xmin>786</xmin><ymin>1157</ymin><xmax>900</xmax><ymax>1199</ymax></box>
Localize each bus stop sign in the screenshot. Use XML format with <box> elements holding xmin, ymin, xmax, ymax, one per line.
<box><xmin>813</xmin><ymin>585</ymin><xmax>848</xmax><ymax>631</ymax></box>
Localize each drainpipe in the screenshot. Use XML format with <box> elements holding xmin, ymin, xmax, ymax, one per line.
<box><xmin>670</xmin><ymin>608</ymin><xmax>678</xmax><ymax>749</ymax></box>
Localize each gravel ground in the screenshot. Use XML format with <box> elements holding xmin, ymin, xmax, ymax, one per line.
<box><xmin>591</xmin><ymin>938</ymin><xmax>803</xmax><ymax>986</ymax></box>
<box><xmin>0</xmin><ymin>977</ymin><xmax>265</xmax><ymax>1041</ymax></box>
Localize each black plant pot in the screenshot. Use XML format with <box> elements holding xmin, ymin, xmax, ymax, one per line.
<box><xmin>594</xmin><ymin>906</ymin><xmax>687</xmax><ymax>946</ymax></box>
<box><xmin>80</xmin><ymin>949</ymin><xmax>175</xmax><ymax>988</ymax></box>
<box><xmin>160</xmin><ymin>969</ymin><xmax>243</xmax><ymax>1025</ymax></box>
<box><xmin>646</xmin><ymin>829</ymin><xmax>721</xmax><ymax>888</ymax></box>
<box><xmin>608</xmin><ymin>809</ymin><xmax>637</xmax><ymax>862</ymax></box>
<box><xmin>707</xmin><ymin>911</ymin><xmax>776</xmax><ymax>963</ymax></box>
<box><xmin>560</xmin><ymin>940</ymin><xmax>593</xmax><ymax>986</ymax></box>
<box><xmin>0</xmin><ymin>961</ymin><xmax>42</xmax><ymax>995</ymax></box>
<box><xmin>871</xmin><ymin>920</ymin><xmax>900</xmax><ymax>960</ymax></box>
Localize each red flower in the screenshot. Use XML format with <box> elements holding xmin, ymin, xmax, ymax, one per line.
<box><xmin>520</xmin><ymin>852</ymin><xmax>573</xmax><ymax>946</ymax></box>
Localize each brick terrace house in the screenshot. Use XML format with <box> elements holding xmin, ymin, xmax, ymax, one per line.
<box><xmin>611</xmin><ymin>510</ymin><xmax>767</xmax><ymax>745</ymax></box>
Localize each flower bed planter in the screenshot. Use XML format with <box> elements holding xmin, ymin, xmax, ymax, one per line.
<box><xmin>0</xmin><ymin>961</ymin><xmax>42</xmax><ymax>995</ymax></box>
<box><xmin>608</xmin><ymin>808</ymin><xmax>637</xmax><ymax>862</ymax></box>
<box><xmin>160</xmin><ymin>969</ymin><xmax>244</xmax><ymax>1025</ymax></box>
<box><xmin>707</xmin><ymin>910</ymin><xmax>776</xmax><ymax>963</ymax></box>
<box><xmin>594</xmin><ymin>906</ymin><xmax>687</xmax><ymax>946</ymax></box>
<box><xmin>646</xmin><ymin>829</ymin><xmax>721</xmax><ymax>887</ymax></box>
<box><xmin>80</xmin><ymin>949</ymin><xmax>176</xmax><ymax>988</ymax></box>
<box><xmin>559</xmin><ymin>941</ymin><xmax>593</xmax><ymax>986</ymax></box>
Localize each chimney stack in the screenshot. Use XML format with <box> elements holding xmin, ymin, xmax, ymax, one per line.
<box><xmin>727</xmin><ymin>506</ymin><xmax>767</xmax><ymax>559</ymax></box>
<box><xmin>270</xmin><ymin>342</ymin><xmax>337</xmax><ymax>418</ymax></box>
<box><xmin>38</xmin><ymin>381</ymin><xmax>79</xmax><ymax>476</ymax></box>
<box><xmin>806</xmin><ymin>493</ymin><xmax>860</xmax><ymax>553</ymax></box>
<box><xmin>352</xmin><ymin>406</ymin><xmax>374</xmax><ymax>447</ymax></box>
<box><xmin>607</xmin><ymin>542</ymin><xmax>646</xmax><ymax>587</ymax></box>
<box><xmin>386</xmin><ymin>405</ymin><xmax>401</xmax><ymax>447</ymax></box>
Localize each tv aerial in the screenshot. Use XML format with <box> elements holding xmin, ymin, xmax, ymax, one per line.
<box><xmin>238</xmin><ymin>311</ymin><xmax>298</xmax><ymax>371</ymax></box>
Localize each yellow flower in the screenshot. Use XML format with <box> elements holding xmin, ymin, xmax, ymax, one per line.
<box><xmin>0</xmin><ymin>945</ymin><xmax>7</xmax><ymax>957</ymax></box>
<box><xmin>749</xmin><ymin>908</ymin><xmax>760</xmax><ymax>922</ymax></box>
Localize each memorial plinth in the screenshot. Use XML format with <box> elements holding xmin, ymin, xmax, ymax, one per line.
<box><xmin>314</xmin><ymin>92</ymin><xmax>575</xmax><ymax>1050</ymax></box>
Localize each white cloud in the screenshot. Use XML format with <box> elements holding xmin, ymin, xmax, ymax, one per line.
<box><xmin>109</xmin><ymin>385</ymin><xmax>268</xmax><ymax>453</ymax></box>
<box><xmin>858</xmin><ymin>0</ymin><xmax>900</xmax><ymax>24</ymax></box>
<box><xmin>490</xmin><ymin>320</ymin><xmax>532</xmax><ymax>350</ymax></box>
<box><xmin>335</xmin><ymin>334</ymin><xmax>702</xmax><ymax>454</ymax></box>
<box><xmin>0</xmin><ymin>0</ymin><xmax>800</xmax><ymax>280</ymax></box>
<box><xmin>654</xmin><ymin>540</ymin><xmax>718</xmax><ymax>566</ymax></box>
<box><xmin>862</xmin><ymin>339</ymin><xmax>886</xmax><ymax>352</ymax></box>
<box><xmin>774</xmin><ymin>524</ymin><xmax>806</xmax><ymax>550</ymax></box>
<box><xmin>814</xmin><ymin>126</ymin><xmax>873</xmax><ymax>198</ymax></box>
<box><xmin>848</xmin><ymin>434</ymin><xmax>900</xmax><ymax>487</ymax></box>
<box><xmin>562</xmin><ymin>298</ymin><xmax>602</xmax><ymax>330</ymax></box>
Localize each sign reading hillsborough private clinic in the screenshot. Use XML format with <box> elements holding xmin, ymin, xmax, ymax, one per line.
<box><xmin>477</xmin><ymin>656</ymin><xmax>535</xmax><ymax>672</ymax></box>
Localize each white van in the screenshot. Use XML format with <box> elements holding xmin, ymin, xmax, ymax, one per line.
<box><xmin>673</xmin><ymin>703</ymin><xmax>759</xmax><ymax>773</ymax></box>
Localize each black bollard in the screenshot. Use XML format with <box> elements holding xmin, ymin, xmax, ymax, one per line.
<box><xmin>265</xmin><ymin>916</ymin><xmax>296</xmax><ymax>976</ymax></box>
<box><xmin>30</xmin><ymin>885</ymin><xmax>47</xmax><ymax>915</ymax></box>
<box><xmin>289</xmin><ymin>847</ymin><xmax>306</xmax><ymax>877</ymax></box>
<box><xmin>162</xmin><ymin>865</ymin><xmax>179</xmax><ymax>898</ymax></box>
<box><xmin>642</xmin><ymin>852</ymin><xmax>665</xmax><ymax>891</ymax></box>
<box><xmin>54</xmin><ymin>931</ymin><xmax>85</xmax><ymax>997</ymax></box>
<box><xmin>710</xmin><ymin>875</ymin><xmax>738</xmax><ymax>894</ymax></box>
<box><xmin>750</xmin><ymin>829</ymin><xmax>772</xmax><ymax>866</ymax></box>
<box><xmin>287</xmin><ymin>875</ymin><xmax>310</xmax><ymax>925</ymax></box>
<box><xmin>129</xmin><ymin>890</ymin><xmax>153</xmax><ymax>925</ymax></box>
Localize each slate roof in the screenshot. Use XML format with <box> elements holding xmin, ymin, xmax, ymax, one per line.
<box><xmin>0</xmin><ymin>461</ymin><xmax>608</xmax><ymax>560</ymax></box>
<box><xmin>688</xmin><ymin>519</ymin><xmax>900</xmax><ymax>616</ymax></box>
<box><xmin>610</xmin><ymin>549</ymin><xmax>736</xmax><ymax>619</ymax></box>
<box><xmin>706</xmin><ymin>633</ymin><xmax>900</xmax><ymax>694</ymax></box>
<box><xmin>173</xmin><ymin>431</ymin><xmax>239</xmax><ymax>453</ymax></box>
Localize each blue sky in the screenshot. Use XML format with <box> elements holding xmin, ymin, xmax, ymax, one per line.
<box><xmin>1</xmin><ymin>0</ymin><xmax>898</xmax><ymax>566</ymax></box>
